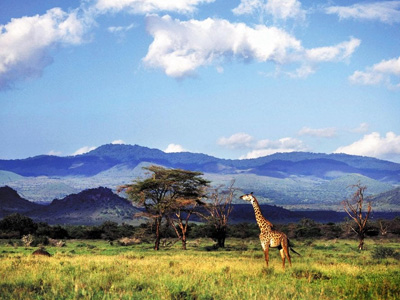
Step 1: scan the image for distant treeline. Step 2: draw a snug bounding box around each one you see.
[1,213,400,247]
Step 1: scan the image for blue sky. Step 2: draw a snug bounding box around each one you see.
[1,0,399,162]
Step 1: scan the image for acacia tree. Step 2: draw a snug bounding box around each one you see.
[342,184,372,250]
[200,181,236,248]
[118,165,209,250]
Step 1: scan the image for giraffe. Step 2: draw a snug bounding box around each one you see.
[240,192,300,269]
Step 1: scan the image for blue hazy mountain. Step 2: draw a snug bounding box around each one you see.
[1,143,399,181]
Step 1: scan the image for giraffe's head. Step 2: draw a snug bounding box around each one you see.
[240,192,256,203]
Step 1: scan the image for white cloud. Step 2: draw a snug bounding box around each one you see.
[288,37,361,78]
[0,8,88,90]
[143,15,360,78]
[325,1,400,24]
[108,23,136,33]
[107,23,136,42]
[334,132,400,162]
[351,123,369,134]
[48,150,62,156]
[241,137,307,159]
[349,70,384,86]
[217,133,254,149]
[218,132,307,159]
[95,0,215,14]
[298,127,337,138]
[241,148,293,159]
[232,0,306,22]
[72,146,97,156]
[111,140,125,144]
[286,37,361,78]
[143,15,302,78]
[164,143,187,153]
[257,136,306,149]
[304,37,361,63]
[286,64,314,78]
[349,56,400,88]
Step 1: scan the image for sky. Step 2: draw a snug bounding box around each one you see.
[0,0,399,163]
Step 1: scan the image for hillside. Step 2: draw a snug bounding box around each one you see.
[0,170,24,184]
[26,187,142,225]
[0,144,400,210]
[0,186,41,217]
[367,187,400,211]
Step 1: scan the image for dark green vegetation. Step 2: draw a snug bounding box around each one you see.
[1,144,400,210]
[0,237,399,300]
[2,213,400,244]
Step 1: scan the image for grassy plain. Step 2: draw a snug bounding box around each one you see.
[0,238,399,300]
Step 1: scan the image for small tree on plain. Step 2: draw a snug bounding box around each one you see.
[200,181,236,248]
[166,195,206,250]
[342,184,371,250]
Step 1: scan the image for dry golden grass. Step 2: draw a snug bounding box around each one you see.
[0,238,399,299]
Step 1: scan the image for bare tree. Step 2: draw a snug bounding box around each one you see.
[200,181,236,248]
[379,220,389,237]
[166,196,205,250]
[342,184,372,250]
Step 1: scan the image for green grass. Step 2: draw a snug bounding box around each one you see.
[0,238,399,299]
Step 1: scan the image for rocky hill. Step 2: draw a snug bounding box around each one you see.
[28,187,143,225]
[0,186,41,217]
[0,186,142,225]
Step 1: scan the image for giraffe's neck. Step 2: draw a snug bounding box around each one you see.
[251,198,272,232]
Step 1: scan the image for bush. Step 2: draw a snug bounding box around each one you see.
[36,223,69,239]
[32,235,49,247]
[0,214,37,238]
[321,223,343,239]
[228,223,259,239]
[372,246,399,260]
[294,219,322,239]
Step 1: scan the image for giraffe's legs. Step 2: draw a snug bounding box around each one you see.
[281,239,292,268]
[262,244,270,267]
[279,248,286,269]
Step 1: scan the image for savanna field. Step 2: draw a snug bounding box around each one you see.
[1,238,399,300]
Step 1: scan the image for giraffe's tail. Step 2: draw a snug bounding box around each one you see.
[288,239,301,256]
[290,247,301,256]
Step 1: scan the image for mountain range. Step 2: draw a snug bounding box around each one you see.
[1,144,400,211]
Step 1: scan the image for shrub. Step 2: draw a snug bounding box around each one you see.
[21,234,34,247]
[372,246,399,260]
[0,214,37,238]
[32,235,49,247]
